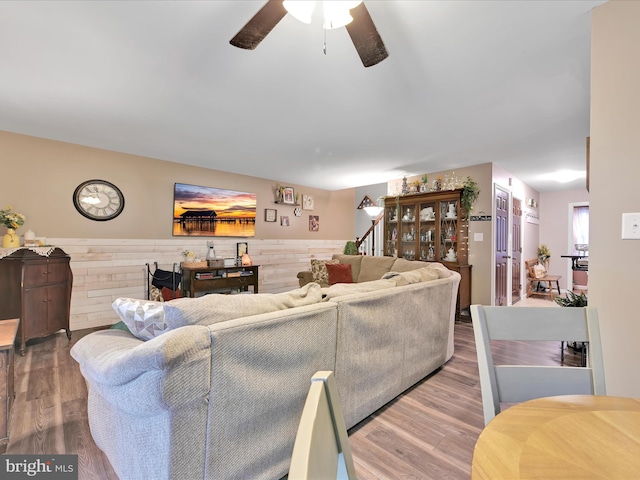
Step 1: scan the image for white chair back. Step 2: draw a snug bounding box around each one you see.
[471,305,606,425]
[289,371,357,480]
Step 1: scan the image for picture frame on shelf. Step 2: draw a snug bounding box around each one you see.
[302,194,314,210]
[236,242,248,257]
[265,208,277,222]
[282,187,295,205]
[309,215,319,231]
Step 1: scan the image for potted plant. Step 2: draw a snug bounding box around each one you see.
[554,290,587,307]
[555,290,588,357]
[420,174,429,192]
[461,176,480,215]
[343,240,358,255]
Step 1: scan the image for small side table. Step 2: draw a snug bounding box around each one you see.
[0,318,19,453]
[181,265,259,297]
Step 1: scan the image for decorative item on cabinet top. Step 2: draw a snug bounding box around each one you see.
[1,206,25,248]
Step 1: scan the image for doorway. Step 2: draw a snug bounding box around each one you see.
[495,186,509,306]
[567,202,589,294]
[511,198,522,304]
[494,185,522,306]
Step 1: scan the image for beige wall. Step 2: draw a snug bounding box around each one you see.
[591,0,640,397]
[0,130,355,241]
[0,130,355,330]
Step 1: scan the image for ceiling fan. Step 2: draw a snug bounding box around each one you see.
[229,0,388,68]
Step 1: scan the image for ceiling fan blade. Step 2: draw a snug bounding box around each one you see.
[230,0,287,50]
[345,2,388,67]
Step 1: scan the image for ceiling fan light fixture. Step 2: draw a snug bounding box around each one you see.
[322,1,360,29]
[283,0,363,29]
[283,0,316,24]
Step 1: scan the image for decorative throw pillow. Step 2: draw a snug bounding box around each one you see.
[310,259,339,284]
[326,263,353,285]
[149,285,164,302]
[534,264,546,278]
[161,286,182,301]
[112,297,168,341]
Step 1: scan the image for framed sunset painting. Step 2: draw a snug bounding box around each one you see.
[172,183,256,237]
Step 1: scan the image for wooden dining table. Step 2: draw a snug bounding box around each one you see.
[471,395,640,479]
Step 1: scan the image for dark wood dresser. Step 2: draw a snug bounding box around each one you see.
[0,247,72,355]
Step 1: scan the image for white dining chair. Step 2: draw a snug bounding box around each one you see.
[470,305,606,425]
[289,371,357,480]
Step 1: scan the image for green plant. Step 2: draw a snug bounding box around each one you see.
[343,240,358,255]
[421,174,428,184]
[554,290,588,307]
[461,176,479,214]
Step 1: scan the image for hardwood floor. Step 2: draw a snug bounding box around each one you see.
[5,312,581,480]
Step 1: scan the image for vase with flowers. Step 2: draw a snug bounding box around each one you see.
[1,205,25,248]
[538,243,551,271]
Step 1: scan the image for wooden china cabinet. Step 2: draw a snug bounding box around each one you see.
[383,189,472,319]
[0,247,72,355]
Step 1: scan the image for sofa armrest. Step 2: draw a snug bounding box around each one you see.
[297,270,314,287]
[71,326,211,414]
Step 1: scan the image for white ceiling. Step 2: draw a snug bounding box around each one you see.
[0,0,606,192]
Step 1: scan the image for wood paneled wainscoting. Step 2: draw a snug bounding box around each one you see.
[47,238,345,331]
[6,318,582,479]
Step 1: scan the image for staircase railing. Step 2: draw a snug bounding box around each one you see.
[355,213,384,256]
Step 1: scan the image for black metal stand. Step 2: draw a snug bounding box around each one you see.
[146,262,180,299]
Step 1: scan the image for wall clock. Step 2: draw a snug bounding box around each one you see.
[73,179,125,221]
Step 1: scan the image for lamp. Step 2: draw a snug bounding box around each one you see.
[283,1,363,29]
[358,195,383,256]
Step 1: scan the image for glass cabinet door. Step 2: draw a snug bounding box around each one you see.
[399,204,416,259]
[418,200,437,261]
[439,199,459,262]
[384,203,399,257]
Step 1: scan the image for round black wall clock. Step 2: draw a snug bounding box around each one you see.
[73,179,125,221]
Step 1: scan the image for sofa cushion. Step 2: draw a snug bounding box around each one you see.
[113,283,323,341]
[357,256,397,282]
[310,259,339,284]
[320,279,396,301]
[326,263,353,285]
[331,254,363,282]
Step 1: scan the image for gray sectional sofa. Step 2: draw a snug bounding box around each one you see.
[71,258,460,480]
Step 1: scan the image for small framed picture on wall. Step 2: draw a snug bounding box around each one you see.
[303,194,314,210]
[265,208,277,222]
[281,216,290,226]
[309,215,319,231]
